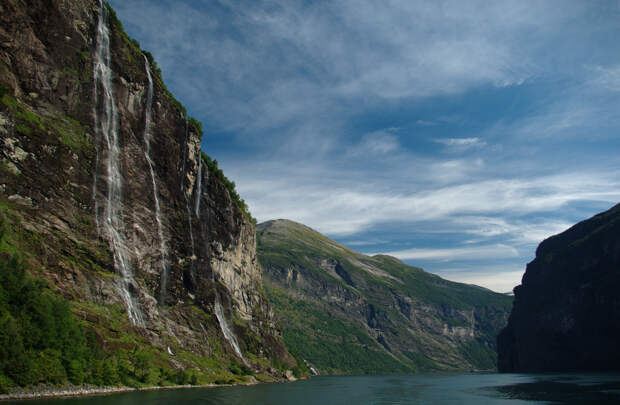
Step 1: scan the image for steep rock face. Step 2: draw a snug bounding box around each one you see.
[258,219,513,374]
[0,0,293,381]
[498,203,620,372]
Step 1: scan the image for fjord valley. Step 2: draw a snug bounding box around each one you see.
[2,0,620,402]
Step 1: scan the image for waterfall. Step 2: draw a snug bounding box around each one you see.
[142,55,169,304]
[181,118,197,281]
[93,0,144,327]
[194,156,202,217]
[214,293,248,365]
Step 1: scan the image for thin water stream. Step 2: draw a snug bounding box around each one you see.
[93,0,144,327]
[142,55,169,304]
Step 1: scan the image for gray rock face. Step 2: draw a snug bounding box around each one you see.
[0,0,293,377]
[498,203,620,372]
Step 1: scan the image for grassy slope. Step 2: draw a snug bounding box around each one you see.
[258,219,513,374]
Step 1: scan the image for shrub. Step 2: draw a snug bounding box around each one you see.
[201,152,256,225]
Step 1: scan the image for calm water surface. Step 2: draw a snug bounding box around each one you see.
[8,373,620,405]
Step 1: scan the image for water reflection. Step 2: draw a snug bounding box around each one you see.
[486,374,620,404]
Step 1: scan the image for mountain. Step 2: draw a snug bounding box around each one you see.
[0,0,297,391]
[498,203,620,372]
[257,219,513,374]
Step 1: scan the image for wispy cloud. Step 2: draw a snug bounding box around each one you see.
[435,137,487,152]
[378,244,519,261]
[235,166,620,237]
[588,65,620,91]
[109,0,590,138]
[453,216,573,245]
[438,268,525,293]
[348,130,401,156]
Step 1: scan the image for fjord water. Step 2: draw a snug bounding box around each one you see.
[10,373,620,405]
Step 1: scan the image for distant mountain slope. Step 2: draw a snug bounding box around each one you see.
[257,219,513,374]
[498,203,620,372]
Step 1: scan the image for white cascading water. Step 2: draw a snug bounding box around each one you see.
[142,55,169,303]
[93,0,144,327]
[194,156,202,217]
[214,293,248,365]
[181,118,197,279]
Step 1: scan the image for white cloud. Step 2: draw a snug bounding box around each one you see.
[416,120,436,127]
[378,244,520,261]
[453,216,573,245]
[234,161,620,237]
[348,131,401,156]
[436,138,484,147]
[434,137,487,153]
[343,239,390,247]
[437,269,525,293]
[590,65,620,92]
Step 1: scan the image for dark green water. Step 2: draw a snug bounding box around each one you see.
[7,373,620,404]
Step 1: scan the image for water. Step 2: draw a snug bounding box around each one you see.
[214,293,247,365]
[142,55,169,304]
[92,0,144,327]
[181,117,197,285]
[194,157,202,217]
[9,373,620,404]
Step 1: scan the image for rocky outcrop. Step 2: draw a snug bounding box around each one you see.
[258,219,513,374]
[0,0,294,382]
[498,203,620,372]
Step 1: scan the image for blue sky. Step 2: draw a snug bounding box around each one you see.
[108,0,620,292]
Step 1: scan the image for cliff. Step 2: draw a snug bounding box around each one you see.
[0,0,295,389]
[257,219,513,374]
[498,203,620,372]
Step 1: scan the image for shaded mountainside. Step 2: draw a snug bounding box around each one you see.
[257,219,513,374]
[0,0,296,391]
[498,203,620,372]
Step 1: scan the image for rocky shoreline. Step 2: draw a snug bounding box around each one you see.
[0,374,304,402]
[0,382,234,402]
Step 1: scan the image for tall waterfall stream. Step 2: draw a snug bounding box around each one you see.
[93,0,144,327]
[142,55,169,304]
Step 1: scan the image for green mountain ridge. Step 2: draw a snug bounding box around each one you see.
[258,219,513,374]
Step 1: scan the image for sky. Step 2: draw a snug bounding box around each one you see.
[108,0,620,293]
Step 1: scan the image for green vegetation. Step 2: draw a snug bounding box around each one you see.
[459,339,497,371]
[50,114,91,155]
[2,93,44,136]
[201,152,256,225]
[0,220,102,392]
[1,93,91,155]
[0,213,175,392]
[258,219,514,374]
[267,286,414,374]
